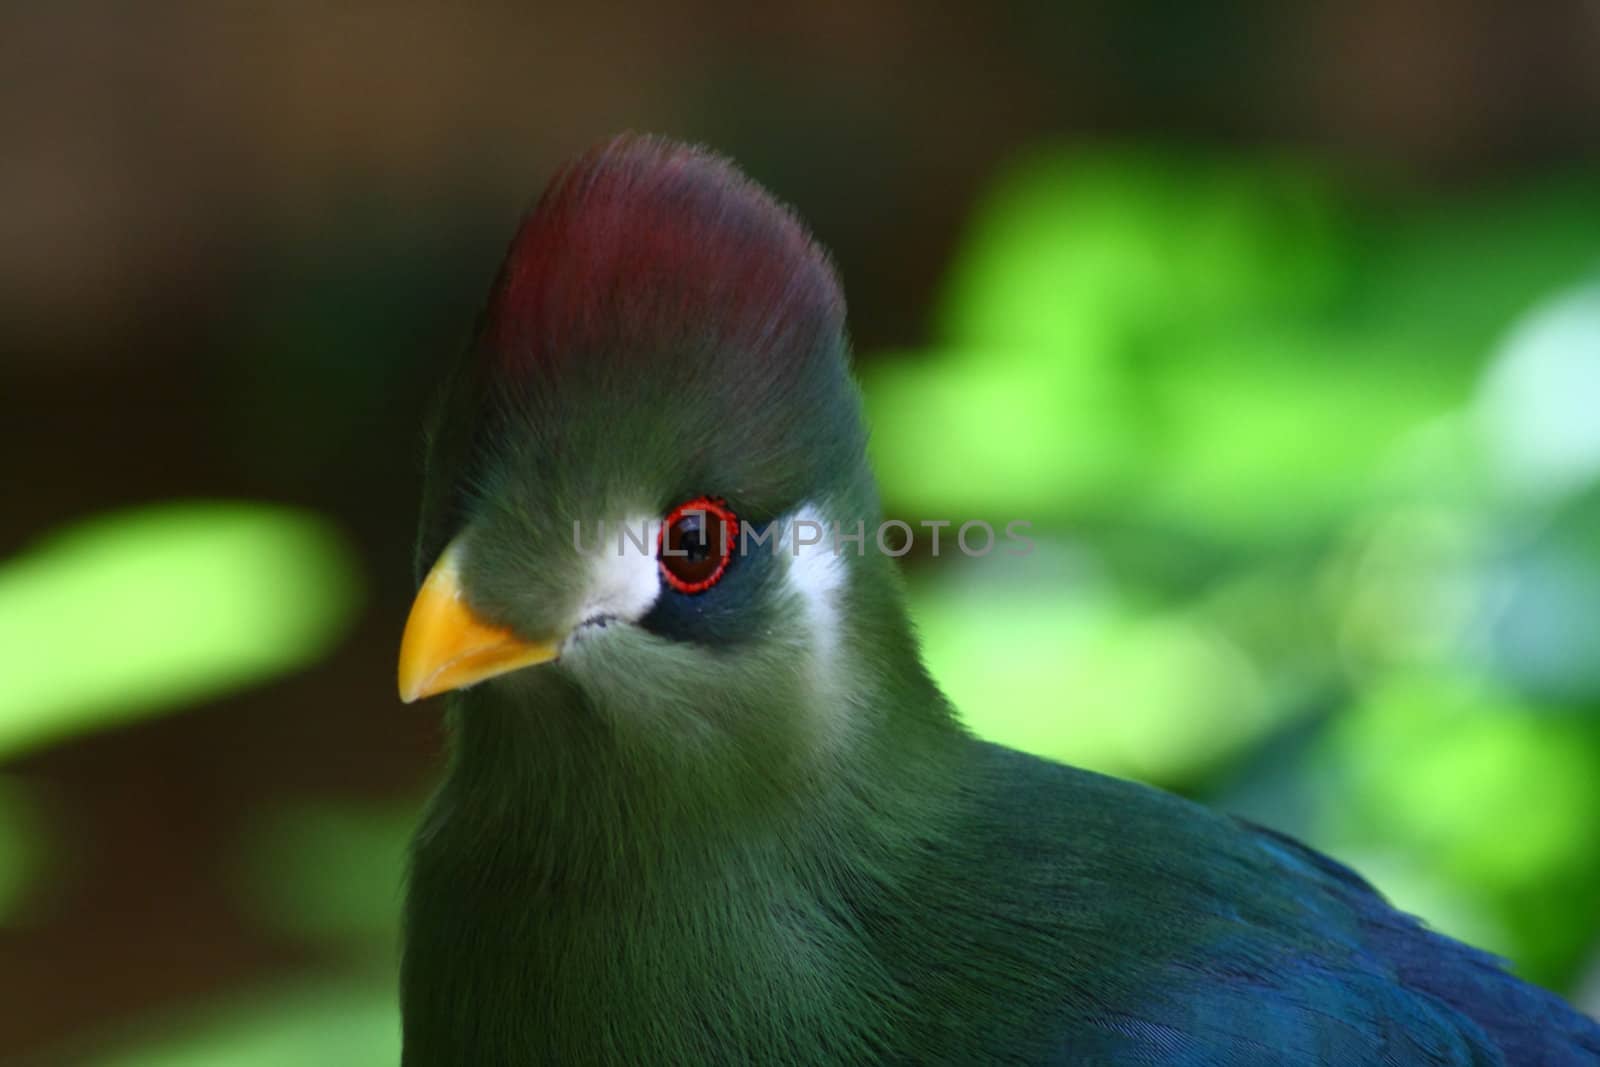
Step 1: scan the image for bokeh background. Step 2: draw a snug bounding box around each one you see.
[3,3,1600,1062]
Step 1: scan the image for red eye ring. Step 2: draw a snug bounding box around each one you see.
[657,496,738,595]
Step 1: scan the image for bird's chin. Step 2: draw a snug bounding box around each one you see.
[553,613,637,678]
[564,612,621,651]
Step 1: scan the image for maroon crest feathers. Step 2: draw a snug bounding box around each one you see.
[482,135,845,379]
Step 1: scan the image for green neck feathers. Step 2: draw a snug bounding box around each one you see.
[402,554,964,1065]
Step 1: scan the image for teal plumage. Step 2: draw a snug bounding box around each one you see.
[399,135,1600,1065]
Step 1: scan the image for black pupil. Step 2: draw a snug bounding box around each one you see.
[678,515,710,560]
[664,509,726,587]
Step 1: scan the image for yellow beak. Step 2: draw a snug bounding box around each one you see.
[397,544,561,703]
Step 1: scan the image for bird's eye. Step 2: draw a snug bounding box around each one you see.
[658,497,737,595]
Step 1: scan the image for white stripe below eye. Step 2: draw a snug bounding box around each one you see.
[780,503,846,675]
[577,515,661,626]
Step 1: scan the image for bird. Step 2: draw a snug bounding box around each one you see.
[395,134,1600,1066]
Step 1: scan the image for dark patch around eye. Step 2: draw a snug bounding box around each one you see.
[641,512,782,647]
[658,497,737,594]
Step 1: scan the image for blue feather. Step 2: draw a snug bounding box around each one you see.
[939,743,1600,1065]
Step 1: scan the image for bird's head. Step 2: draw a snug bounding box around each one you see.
[398,137,926,784]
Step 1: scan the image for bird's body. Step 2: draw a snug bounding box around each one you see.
[397,135,1600,1065]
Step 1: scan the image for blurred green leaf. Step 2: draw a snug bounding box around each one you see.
[1146,328,1470,535]
[0,503,362,757]
[1313,673,1600,984]
[1351,175,1600,356]
[1320,501,1486,676]
[866,149,1355,524]
[910,552,1276,786]
[0,777,48,925]
[94,980,398,1067]
[865,345,1134,520]
[938,148,1348,349]
[234,801,413,948]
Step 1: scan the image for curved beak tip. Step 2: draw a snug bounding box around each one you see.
[397,545,562,703]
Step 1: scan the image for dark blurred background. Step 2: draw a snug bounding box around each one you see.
[3,4,1599,1063]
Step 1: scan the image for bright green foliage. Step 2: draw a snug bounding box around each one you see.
[868,150,1357,524]
[938,150,1347,349]
[94,980,399,1067]
[1312,674,1600,985]
[915,561,1273,786]
[0,503,362,757]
